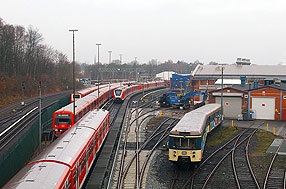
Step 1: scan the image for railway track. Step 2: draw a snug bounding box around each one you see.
[263,134,286,189]
[107,89,168,188]
[181,122,266,189]
[0,91,70,151]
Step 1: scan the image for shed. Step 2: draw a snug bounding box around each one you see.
[247,83,286,120]
[209,85,248,119]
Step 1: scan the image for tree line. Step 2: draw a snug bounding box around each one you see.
[0,18,79,106]
[0,17,203,106]
[80,59,201,82]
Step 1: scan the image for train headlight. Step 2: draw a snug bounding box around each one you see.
[192,155,195,158]
[55,129,58,131]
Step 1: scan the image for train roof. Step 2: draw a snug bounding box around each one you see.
[170,104,221,136]
[76,85,103,94]
[57,84,120,114]
[4,109,109,188]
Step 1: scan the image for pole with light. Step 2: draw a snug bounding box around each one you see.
[69,29,78,125]
[134,57,137,81]
[220,65,224,138]
[39,81,42,151]
[108,50,112,64]
[96,43,101,110]
[120,54,124,81]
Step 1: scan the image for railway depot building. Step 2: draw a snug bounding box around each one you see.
[208,83,286,121]
[247,83,286,120]
[192,64,286,91]
[208,85,248,119]
[194,62,286,120]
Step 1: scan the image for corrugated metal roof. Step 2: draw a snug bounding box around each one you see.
[215,79,241,85]
[194,65,286,77]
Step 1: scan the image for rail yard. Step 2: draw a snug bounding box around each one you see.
[2,0,286,188]
[1,77,286,189]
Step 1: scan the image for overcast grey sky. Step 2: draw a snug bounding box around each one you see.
[1,0,286,65]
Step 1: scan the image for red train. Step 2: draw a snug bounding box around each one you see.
[53,83,120,135]
[70,83,118,102]
[113,81,165,102]
[4,109,110,189]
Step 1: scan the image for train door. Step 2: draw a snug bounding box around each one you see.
[99,126,103,145]
[79,151,87,185]
[95,132,98,153]
[63,172,72,189]
[71,164,79,189]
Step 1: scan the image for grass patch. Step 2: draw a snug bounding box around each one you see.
[206,126,239,147]
[249,130,285,183]
[250,129,281,156]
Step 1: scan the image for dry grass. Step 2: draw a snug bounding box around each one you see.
[206,126,239,147]
[0,95,21,106]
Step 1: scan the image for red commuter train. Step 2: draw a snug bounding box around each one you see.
[4,109,110,189]
[70,83,119,102]
[53,84,120,135]
[113,81,165,102]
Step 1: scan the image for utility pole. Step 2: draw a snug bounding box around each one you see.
[119,54,122,64]
[21,81,25,106]
[69,29,78,125]
[39,81,42,151]
[108,50,112,64]
[220,66,224,138]
[96,43,101,110]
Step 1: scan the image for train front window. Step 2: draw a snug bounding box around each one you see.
[74,94,80,99]
[173,137,196,149]
[55,114,71,124]
[115,90,122,96]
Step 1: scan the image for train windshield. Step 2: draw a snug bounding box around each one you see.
[172,137,197,149]
[114,89,122,96]
[73,94,81,99]
[55,114,71,124]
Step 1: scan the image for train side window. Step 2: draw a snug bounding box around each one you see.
[68,178,71,189]
[73,170,76,186]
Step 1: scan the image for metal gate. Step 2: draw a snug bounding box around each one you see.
[252,97,275,120]
[215,97,242,119]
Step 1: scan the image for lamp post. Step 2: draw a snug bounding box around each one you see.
[39,81,42,151]
[96,43,101,110]
[119,54,122,64]
[108,50,112,64]
[69,29,78,125]
[220,66,224,138]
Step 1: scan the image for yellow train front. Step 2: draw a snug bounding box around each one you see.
[169,103,222,163]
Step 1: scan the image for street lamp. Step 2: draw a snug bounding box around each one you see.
[39,81,42,151]
[219,65,224,138]
[119,54,122,64]
[96,43,101,110]
[108,50,112,64]
[69,29,78,125]
[118,68,121,85]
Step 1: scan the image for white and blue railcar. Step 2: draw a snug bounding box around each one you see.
[169,104,222,163]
